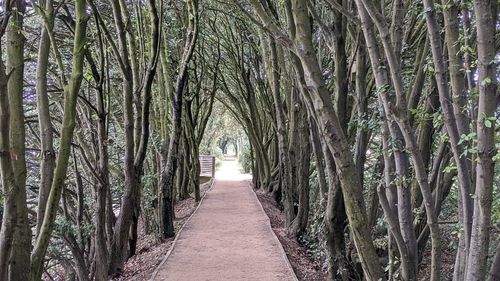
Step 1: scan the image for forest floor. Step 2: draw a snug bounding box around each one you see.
[255,191,327,281]
[152,159,297,280]
[115,159,324,281]
[114,177,213,281]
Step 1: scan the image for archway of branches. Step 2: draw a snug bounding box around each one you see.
[0,0,498,280]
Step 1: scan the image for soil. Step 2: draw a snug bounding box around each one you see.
[255,189,327,281]
[116,160,324,281]
[152,160,296,280]
[114,181,213,281]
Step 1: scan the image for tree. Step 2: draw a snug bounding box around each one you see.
[0,0,498,280]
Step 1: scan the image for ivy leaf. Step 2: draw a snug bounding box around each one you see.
[484,119,492,128]
[480,77,492,86]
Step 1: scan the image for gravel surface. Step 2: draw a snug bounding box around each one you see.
[114,181,213,281]
[255,190,327,281]
[153,160,297,281]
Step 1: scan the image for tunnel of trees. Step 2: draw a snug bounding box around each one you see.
[0,0,498,280]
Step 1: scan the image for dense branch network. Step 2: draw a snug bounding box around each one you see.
[0,0,498,280]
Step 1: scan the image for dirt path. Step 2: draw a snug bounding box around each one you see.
[152,160,297,281]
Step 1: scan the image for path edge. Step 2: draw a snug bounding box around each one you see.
[149,178,216,281]
[248,180,300,281]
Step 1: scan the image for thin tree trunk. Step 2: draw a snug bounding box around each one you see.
[309,118,327,205]
[466,1,497,280]
[356,1,441,279]
[378,184,413,281]
[128,0,160,257]
[323,144,350,281]
[159,0,199,239]
[107,0,136,272]
[290,106,311,236]
[289,1,385,278]
[159,80,184,238]
[487,243,500,281]
[30,0,88,278]
[266,37,294,226]
[5,0,31,278]
[184,100,201,201]
[35,0,55,237]
[95,74,110,281]
[0,31,18,280]
[422,2,474,276]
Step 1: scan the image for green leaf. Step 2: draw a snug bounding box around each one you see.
[485,119,492,128]
[480,77,492,86]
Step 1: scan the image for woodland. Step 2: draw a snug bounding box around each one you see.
[0,0,498,280]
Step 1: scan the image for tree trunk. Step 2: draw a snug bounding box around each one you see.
[92,18,110,281]
[309,119,328,206]
[5,1,32,278]
[107,0,137,273]
[30,0,88,278]
[0,35,18,281]
[159,83,184,238]
[35,0,55,237]
[266,37,294,226]
[487,243,500,281]
[159,0,198,239]
[290,105,311,236]
[422,2,474,276]
[290,1,385,278]
[466,1,497,280]
[323,144,351,281]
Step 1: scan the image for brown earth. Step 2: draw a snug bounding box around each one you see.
[114,180,213,281]
[255,190,327,281]
[117,160,323,281]
[152,160,297,281]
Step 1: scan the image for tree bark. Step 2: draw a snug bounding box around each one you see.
[466,1,497,280]
[5,1,31,278]
[422,2,473,274]
[35,0,55,238]
[266,37,294,226]
[290,105,311,236]
[106,0,136,272]
[356,1,441,279]
[30,0,88,278]
[159,0,199,239]
[289,1,385,278]
[487,243,500,281]
[0,28,18,281]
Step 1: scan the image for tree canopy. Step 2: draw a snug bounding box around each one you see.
[0,0,498,280]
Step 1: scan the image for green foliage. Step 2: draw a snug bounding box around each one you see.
[299,209,326,262]
[142,173,159,234]
[237,140,253,173]
[199,101,251,170]
[492,163,500,225]
[54,215,93,242]
[142,174,158,210]
[479,112,497,129]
